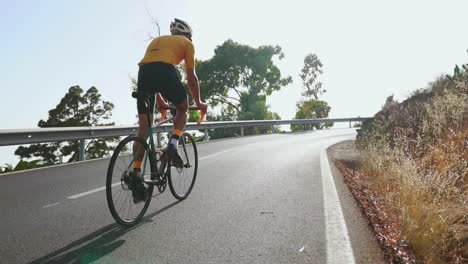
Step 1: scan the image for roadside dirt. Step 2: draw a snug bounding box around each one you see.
[329,140,420,264]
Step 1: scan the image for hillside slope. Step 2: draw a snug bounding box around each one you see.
[356,60,467,263]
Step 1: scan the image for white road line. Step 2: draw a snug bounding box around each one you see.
[67,149,233,199]
[42,202,60,208]
[199,148,233,160]
[67,183,120,199]
[321,147,356,264]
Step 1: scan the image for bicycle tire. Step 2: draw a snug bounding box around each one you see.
[168,132,198,200]
[106,135,156,226]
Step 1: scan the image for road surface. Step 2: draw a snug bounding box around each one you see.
[0,129,384,264]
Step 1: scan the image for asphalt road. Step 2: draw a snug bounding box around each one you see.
[0,129,382,264]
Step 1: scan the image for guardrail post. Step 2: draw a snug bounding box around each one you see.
[241,127,244,137]
[271,125,275,133]
[349,121,352,128]
[156,132,161,148]
[204,129,209,142]
[79,139,86,161]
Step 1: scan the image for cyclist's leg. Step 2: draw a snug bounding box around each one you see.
[133,113,153,167]
[156,65,188,166]
[154,64,188,146]
[170,99,188,146]
[164,99,187,168]
[128,95,155,203]
[133,64,157,172]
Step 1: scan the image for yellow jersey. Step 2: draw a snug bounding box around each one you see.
[138,35,195,68]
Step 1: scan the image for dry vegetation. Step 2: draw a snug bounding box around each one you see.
[356,61,467,263]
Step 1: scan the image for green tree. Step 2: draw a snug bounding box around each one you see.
[292,53,332,131]
[197,40,292,129]
[14,86,117,167]
[13,160,42,171]
[300,53,324,100]
[291,100,333,131]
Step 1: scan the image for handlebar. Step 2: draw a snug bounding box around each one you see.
[158,106,207,125]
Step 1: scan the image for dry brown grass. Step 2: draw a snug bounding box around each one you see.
[335,159,418,263]
[357,63,468,263]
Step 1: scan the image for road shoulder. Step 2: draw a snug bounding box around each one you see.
[327,140,387,264]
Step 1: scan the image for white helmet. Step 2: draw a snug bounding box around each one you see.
[170,18,193,37]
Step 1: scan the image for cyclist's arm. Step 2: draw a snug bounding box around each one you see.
[186,68,202,106]
[156,92,169,110]
[184,40,207,112]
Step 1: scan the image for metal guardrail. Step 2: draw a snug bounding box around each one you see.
[0,117,370,160]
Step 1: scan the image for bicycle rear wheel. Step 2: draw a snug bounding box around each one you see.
[106,136,156,226]
[168,132,198,200]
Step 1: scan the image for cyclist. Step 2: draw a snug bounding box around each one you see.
[132,18,207,202]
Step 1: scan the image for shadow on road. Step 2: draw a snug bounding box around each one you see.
[30,201,181,264]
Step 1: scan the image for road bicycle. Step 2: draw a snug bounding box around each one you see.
[106,91,205,226]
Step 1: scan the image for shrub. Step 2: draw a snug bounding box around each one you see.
[357,61,468,263]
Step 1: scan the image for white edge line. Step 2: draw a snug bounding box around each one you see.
[67,182,120,199]
[199,148,233,160]
[42,202,60,208]
[321,146,356,264]
[67,149,233,200]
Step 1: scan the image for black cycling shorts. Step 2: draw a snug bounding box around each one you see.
[136,62,187,114]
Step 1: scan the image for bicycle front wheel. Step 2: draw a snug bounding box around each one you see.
[106,136,156,226]
[168,132,198,200]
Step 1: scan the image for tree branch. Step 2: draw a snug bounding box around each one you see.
[231,87,243,98]
[213,94,241,112]
[213,92,241,104]
[224,95,241,103]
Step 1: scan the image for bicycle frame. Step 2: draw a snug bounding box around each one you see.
[127,115,174,177]
[127,91,205,178]
[106,91,204,226]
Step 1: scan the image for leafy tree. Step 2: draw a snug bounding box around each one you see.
[14,160,42,171]
[291,100,333,131]
[197,39,292,128]
[292,53,332,131]
[14,86,117,167]
[300,53,324,100]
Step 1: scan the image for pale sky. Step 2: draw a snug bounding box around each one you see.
[1,0,467,164]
